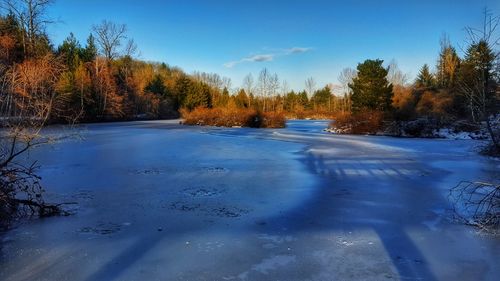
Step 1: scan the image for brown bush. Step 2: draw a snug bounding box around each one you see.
[392,85,416,121]
[330,110,384,134]
[416,90,453,121]
[285,109,336,120]
[262,111,286,128]
[181,107,285,128]
[0,35,16,62]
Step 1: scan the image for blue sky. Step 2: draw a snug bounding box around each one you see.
[47,0,500,91]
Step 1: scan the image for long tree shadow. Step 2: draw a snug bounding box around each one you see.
[0,125,473,280]
[260,146,443,280]
[84,232,166,281]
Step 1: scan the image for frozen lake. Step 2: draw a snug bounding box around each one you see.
[0,120,499,281]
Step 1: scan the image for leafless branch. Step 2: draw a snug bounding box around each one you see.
[449,181,500,234]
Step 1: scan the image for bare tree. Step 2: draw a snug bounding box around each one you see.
[270,73,279,111]
[242,73,254,94]
[124,39,138,58]
[258,68,271,111]
[338,67,356,94]
[221,76,232,91]
[1,54,71,227]
[305,77,316,97]
[387,59,409,86]
[192,72,231,91]
[193,72,219,89]
[1,0,54,57]
[464,8,500,47]
[281,80,290,96]
[92,20,127,60]
[337,68,357,112]
[256,70,280,111]
[90,57,121,117]
[242,73,254,107]
[305,77,316,109]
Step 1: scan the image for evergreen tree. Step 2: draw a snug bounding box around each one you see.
[145,74,167,97]
[0,13,21,35]
[311,86,332,109]
[459,40,497,120]
[184,81,212,110]
[349,59,393,112]
[216,87,230,107]
[80,34,97,62]
[297,91,309,108]
[234,89,249,108]
[174,75,191,109]
[58,33,82,71]
[464,40,495,89]
[284,91,297,111]
[415,64,435,88]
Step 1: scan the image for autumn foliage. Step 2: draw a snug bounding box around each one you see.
[181,107,285,128]
[330,110,384,134]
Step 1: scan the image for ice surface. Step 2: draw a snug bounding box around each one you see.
[0,120,498,281]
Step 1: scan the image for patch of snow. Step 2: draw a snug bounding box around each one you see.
[433,128,488,140]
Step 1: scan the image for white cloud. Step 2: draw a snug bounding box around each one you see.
[285,47,313,54]
[224,47,312,68]
[224,54,274,68]
[247,54,274,62]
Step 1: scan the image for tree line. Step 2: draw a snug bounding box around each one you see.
[0,0,355,124]
[329,10,499,154]
[0,1,237,122]
[0,1,497,133]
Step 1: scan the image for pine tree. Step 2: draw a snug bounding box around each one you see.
[216,87,230,107]
[458,40,496,121]
[58,33,82,72]
[311,86,332,110]
[234,89,249,108]
[174,75,191,109]
[297,91,309,108]
[415,64,435,88]
[145,74,167,97]
[349,59,393,112]
[184,81,211,110]
[80,34,97,62]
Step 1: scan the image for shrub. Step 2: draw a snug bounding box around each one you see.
[416,90,453,121]
[181,107,285,128]
[330,110,384,134]
[392,85,417,121]
[402,118,439,137]
[262,112,286,128]
[285,109,336,120]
